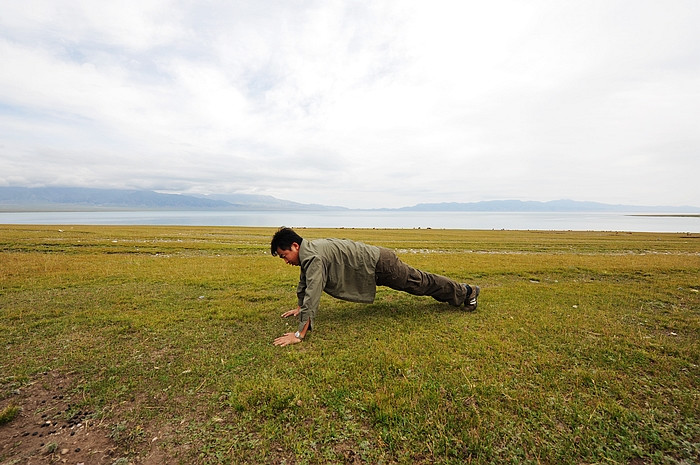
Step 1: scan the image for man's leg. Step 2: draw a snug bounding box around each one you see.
[375,247,468,307]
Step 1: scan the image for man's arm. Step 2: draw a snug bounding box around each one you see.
[295,256,324,332]
[274,257,325,346]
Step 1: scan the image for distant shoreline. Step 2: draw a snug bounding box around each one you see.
[629,214,700,218]
[2,210,699,233]
[3,207,700,216]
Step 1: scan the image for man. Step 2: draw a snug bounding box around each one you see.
[270,227,480,346]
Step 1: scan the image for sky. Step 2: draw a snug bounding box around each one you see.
[1,0,699,209]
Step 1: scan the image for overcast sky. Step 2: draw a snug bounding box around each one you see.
[1,1,698,208]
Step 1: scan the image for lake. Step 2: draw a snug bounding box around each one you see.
[0,210,698,232]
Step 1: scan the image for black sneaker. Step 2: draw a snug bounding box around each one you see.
[463,285,480,311]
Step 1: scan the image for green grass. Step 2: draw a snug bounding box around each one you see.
[1,225,698,464]
[0,404,20,425]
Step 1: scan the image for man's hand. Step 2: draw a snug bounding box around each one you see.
[275,308,307,346]
[281,306,301,318]
[273,332,301,347]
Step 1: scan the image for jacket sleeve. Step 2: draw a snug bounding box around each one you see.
[297,255,326,332]
[296,271,306,308]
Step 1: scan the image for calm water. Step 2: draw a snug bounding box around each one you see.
[0,210,698,232]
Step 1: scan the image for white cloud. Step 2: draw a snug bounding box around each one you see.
[1,0,699,208]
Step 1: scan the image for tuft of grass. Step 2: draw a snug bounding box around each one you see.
[0,404,20,425]
[42,442,58,454]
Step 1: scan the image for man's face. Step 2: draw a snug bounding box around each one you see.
[276,242,300,266]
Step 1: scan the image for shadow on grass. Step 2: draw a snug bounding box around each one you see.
[312,291,476,336]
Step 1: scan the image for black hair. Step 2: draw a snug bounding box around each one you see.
[270,227,303,256]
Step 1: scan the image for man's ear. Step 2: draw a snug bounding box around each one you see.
[291,242,300,251]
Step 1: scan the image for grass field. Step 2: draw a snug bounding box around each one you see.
[1,225,698,464]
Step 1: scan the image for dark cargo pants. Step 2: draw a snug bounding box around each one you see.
[374,247,467,306]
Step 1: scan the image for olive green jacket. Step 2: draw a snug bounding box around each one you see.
[296,238,381,332]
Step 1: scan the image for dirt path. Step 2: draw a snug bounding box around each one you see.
[1,371,122,465]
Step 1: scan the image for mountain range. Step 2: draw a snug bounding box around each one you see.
[0,187,344,211]
[1,186,698,213]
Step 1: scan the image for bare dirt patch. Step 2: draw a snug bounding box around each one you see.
[0,371,122,465]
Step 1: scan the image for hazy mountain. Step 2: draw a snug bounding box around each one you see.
[193,193,348,211]
[396,199,700,213]
[0,187,231,210]
[0,187,346,211]
[1,187,697,212]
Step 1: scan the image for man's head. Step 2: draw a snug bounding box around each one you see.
[270,227,304,266]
